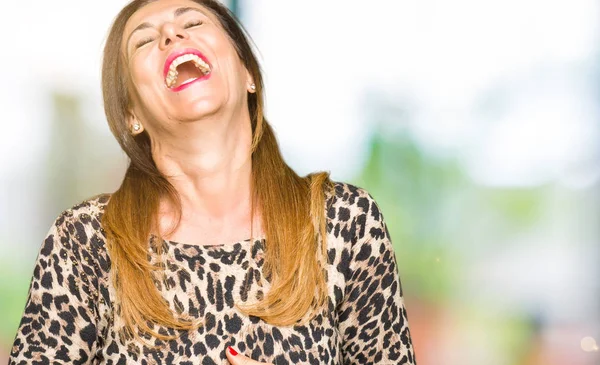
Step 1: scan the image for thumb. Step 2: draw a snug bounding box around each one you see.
[225,346,262,365]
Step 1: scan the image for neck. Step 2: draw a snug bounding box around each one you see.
[151,110,254,221]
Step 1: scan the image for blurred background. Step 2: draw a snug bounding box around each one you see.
[1,0,598,364]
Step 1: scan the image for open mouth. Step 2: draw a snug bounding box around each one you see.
[164,52,212,89]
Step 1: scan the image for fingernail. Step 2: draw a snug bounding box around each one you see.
[228,346,238,356]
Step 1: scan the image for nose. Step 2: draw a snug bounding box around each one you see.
[159,22,189,49]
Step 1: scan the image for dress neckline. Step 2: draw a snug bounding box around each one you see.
[150,234,266,252]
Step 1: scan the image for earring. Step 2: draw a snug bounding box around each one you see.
[250,83,256,91]
[133,123,141,132]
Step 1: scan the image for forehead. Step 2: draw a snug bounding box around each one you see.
[124,0,214,35]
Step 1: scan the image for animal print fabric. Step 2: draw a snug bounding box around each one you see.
[9,182,416,364]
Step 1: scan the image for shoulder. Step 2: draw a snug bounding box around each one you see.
[325,182,397,293]
[54,193,111,227]
[325,181,387,245]
[43,194,112,266]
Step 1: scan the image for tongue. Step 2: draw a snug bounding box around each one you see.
[173,61,204,88]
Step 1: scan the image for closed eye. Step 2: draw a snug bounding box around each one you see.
[184,20,203,29]
[135,37,154,49]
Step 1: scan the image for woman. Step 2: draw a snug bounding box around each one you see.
[9,0,416,364]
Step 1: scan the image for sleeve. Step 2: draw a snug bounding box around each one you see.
[337,191,416,365]
[8,214,100,364]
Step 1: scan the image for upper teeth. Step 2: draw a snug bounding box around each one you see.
[165,54,211,88]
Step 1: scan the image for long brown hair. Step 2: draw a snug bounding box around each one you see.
[101,0,333,341]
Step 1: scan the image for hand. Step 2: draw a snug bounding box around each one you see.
[225,346,274,365]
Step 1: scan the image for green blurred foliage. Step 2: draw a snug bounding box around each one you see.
[0,265,30,343]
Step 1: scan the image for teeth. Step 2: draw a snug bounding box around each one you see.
[165,53,212,88]
[193,58,210,74]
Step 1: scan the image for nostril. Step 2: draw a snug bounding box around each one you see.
[165,39,171,46]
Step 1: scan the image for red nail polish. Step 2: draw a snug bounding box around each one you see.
[228,346,238,356]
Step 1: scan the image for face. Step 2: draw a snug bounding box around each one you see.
[122,0,254,132]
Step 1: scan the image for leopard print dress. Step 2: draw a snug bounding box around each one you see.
[9,182,416,364]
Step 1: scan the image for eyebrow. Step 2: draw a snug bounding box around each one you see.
[126,7,206,48]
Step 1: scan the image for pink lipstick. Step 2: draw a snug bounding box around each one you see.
[163,48,212,80]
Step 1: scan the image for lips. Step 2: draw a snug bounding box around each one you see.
[163,48,212,80]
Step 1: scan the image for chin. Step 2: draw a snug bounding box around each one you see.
[177,97,224,121]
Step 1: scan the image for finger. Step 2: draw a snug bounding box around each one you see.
[225,346,252,365]
[225,346,272,365]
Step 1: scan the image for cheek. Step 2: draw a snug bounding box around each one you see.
[218,51,247,88]
[127,61,166,118]
[129,52,160,88]
[205,33,244,77]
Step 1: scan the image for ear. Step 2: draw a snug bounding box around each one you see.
[247,80,256,93]
[245,69,256,94]
[127,111,145,135]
